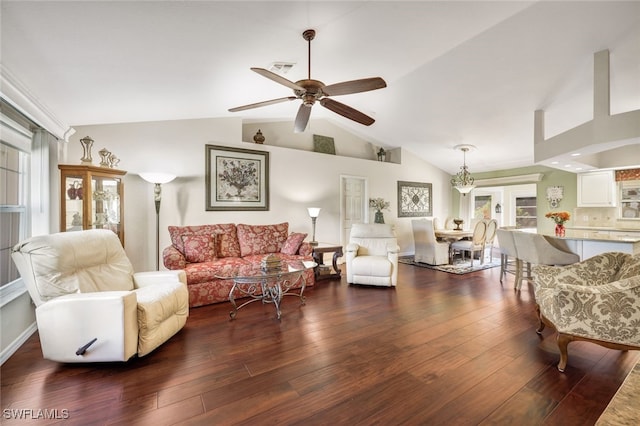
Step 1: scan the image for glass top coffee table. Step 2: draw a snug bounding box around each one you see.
[216,259,317,320]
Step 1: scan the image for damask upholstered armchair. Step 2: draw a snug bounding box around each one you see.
[533,252,640,372]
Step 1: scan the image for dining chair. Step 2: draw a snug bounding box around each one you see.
[483,219,498,263]
[496,228,519,285]
[444,217,456,230]
[450,220,487,267]
[412,218,450,265]
[511,231,580,290]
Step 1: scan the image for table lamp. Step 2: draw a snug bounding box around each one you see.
[307,207,321,246]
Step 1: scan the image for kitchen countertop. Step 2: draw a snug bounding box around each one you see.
[566,226,640,232]
[552,231,640,243]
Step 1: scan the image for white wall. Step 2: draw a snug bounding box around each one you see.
[68,117,452,270]
[241,119,381,161]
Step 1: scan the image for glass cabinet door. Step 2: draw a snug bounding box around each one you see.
[63,174,85,231]
[59,164,126,245]
[92,176,122,234]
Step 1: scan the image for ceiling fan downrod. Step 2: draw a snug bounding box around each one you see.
[302,29,315,81]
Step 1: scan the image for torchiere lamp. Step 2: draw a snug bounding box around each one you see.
[140,172,176,270]
[307,207,321,246]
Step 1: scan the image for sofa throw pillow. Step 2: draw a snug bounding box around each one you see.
[237,222,289,257]
[281,232,308,255]
[168,224,241,258]
[181,234,217,263]
[214,231,243,258]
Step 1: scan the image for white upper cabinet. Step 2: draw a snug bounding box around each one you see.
[577,170,617,207]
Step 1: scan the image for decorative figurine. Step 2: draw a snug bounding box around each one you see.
[99,148,111,167]
[109,153,120,168]
[80,136,94,164]
[253,129,265,144]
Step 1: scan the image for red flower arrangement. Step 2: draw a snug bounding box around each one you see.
[545,211,571,225]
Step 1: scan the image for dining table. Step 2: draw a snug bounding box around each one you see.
[434,229,474,242]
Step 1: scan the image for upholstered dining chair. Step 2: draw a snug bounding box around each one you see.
[511,231,580,290]
[412,218,450,265]
[11,229,189,363]
[444,217,456,230]
[496,228,519,285]
[483,219,498,263]
[345,223,399,287]
[450,220,487,267]
[533,252,640,372]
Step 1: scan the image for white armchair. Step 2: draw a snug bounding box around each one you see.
[11,229,189,363]
[346,224,400,287]
[412,218,449,265]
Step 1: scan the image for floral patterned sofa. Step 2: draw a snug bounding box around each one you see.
[163,222,314,307]
[533,252,640,372]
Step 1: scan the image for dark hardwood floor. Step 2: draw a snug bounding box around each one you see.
[2,260,638,425]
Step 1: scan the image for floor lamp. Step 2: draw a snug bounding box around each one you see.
[140,172,176,270]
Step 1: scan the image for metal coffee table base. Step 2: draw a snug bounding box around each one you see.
[228,274,307,320]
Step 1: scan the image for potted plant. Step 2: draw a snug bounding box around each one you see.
[545,211,570,237]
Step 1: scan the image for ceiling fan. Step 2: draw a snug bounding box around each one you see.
[228,29,387,133]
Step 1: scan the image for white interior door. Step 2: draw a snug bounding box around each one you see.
[341,175,367,249]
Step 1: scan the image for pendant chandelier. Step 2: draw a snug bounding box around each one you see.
[451,144,476,196]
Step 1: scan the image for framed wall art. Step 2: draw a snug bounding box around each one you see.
[313,134,336,155]
[205,144,269,211]
[397,181,432,217]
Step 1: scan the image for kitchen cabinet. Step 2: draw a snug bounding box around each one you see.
[59,164,126,245]
[577,170,616,207]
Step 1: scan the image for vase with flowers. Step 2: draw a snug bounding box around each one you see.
[545,211,570,237]
[369,197,390,224]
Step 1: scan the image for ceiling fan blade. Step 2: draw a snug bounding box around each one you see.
[294,104,312,133]
[322,77,387,96]
[228,96,296,112]
[251,67,306,91]
[320,98,375,126]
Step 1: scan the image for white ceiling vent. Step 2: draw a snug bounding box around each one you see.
[268,62,296,74]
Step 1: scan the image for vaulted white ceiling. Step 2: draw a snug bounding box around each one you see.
[1,1,639,174]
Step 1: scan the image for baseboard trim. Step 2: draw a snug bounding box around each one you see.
[1,322,37,365]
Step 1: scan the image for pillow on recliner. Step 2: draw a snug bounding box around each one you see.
[281,232,307,255]
[181,234,217,263]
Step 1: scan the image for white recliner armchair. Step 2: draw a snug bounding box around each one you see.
[11,229,189,363]
[345,223,400,287]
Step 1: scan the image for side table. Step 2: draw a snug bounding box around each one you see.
[312,243,343,281]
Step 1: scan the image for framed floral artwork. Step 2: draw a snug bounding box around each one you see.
[397,181,432,217]
[205,144,269,211]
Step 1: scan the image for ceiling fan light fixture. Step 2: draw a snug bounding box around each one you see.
[451,144,476,196]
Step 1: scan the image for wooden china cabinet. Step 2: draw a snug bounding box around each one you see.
[59,164,127,246]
